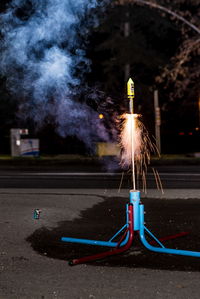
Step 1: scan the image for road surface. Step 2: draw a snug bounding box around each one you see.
[0,165,199,188]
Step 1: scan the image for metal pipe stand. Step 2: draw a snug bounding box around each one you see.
[61,190,200,266]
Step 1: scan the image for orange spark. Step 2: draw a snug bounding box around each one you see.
[119,113,159,190]
[120,113,141,169]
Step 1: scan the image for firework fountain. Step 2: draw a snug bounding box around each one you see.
[61,79,200,266]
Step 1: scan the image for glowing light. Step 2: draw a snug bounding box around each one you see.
[16,140,21,146]
[99,114,104,119]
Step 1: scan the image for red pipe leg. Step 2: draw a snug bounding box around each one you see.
[69,204,134,266]
[149,232,189,245]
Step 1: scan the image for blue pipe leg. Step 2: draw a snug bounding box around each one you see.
[61,227,130,248]
[61,204,130,248]
[144,226,165,248]
[61,237,120,247]
[109,203,129,242]
[109,224,128,242]
[139,205,200,257]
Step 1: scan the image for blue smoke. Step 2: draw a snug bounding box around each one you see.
[0,0,109,148]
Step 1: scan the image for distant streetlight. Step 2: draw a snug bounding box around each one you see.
[99,113,104,119]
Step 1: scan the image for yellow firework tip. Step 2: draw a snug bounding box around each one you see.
[127,78,134,99]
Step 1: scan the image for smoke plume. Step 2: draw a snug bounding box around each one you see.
[0,0,109,149]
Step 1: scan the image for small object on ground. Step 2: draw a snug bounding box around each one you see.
[34,209,41,219]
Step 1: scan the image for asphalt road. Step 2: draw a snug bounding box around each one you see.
[0,165,199,189]
[1,189,200,299]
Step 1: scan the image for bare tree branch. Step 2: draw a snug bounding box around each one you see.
[114,0,200,99]
[116,0,200,34]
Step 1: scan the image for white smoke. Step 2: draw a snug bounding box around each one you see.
[0,0,109,148]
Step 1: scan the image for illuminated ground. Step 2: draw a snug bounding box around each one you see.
[1,189,200,298]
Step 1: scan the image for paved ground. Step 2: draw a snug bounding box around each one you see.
[1,188,200,299]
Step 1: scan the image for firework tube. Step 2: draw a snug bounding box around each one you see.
[127,78,134,114]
